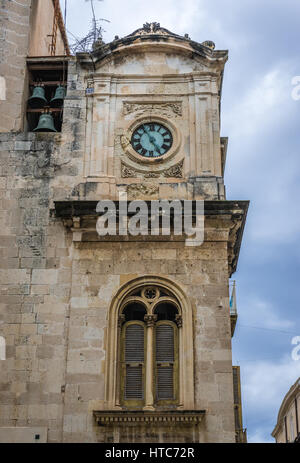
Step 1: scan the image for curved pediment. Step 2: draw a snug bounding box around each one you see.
[77,22,228,76]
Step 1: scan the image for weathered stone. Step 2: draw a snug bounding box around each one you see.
[0,11,249,444]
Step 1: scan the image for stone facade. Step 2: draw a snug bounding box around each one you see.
[0,8,249,443]
[272,378,300,443]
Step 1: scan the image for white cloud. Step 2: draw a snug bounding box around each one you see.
[243,156,300,244]
[223,63,300,245]
[63,0,247,50]
[240,297,295,331]
[223,66,294,137]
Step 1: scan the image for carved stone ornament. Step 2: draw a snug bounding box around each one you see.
[144,314,158,327]
[127,183,159,199]
[163,159,184,178]
[94,410,206,426]
[144,172,160,178]
[123,102,182,118]
[121,162,137,178]
[202,40,216,50]
[126,22,181,38]
[143,22,161,33]
[120,135,131,151]
[175,314,183,328]
[143,287,159,300]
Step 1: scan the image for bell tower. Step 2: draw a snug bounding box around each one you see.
[55,22,248,442]
[76,22,228,203]
[0,13,248,443]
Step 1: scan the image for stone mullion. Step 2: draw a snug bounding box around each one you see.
[176,315,184,408]
[143,314,157,411]
[116,315,125,407]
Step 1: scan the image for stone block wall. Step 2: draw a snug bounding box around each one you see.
[61,239,234,443]
[0,126,235,441]
[0,132,68,442]
[0,55,89,440]
[0,0,32,131]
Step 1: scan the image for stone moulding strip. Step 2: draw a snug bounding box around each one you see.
[93,410,206,426]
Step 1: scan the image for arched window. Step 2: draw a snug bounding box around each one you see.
[105,276,194,411]
[118,287,181,409]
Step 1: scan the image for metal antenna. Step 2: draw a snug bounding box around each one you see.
[69,0,109,54]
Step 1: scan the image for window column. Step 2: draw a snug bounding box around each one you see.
[143,314,157,411]
[175,314,183,407]
[116,314,125,407]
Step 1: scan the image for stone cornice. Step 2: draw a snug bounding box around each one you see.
[78,39,227,69]
[54,199,249,276]
[93,410,205,426]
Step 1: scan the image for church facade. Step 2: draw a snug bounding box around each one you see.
[0,0,248,443]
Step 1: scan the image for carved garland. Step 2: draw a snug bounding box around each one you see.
[127,183,159,199]
[163,159,184,178]
[123,102,182,117]
[121,160,184,179]
[121,163,137,178]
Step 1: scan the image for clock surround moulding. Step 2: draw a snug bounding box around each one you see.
[121,115,182,166]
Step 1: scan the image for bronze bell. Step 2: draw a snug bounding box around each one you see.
[28,86,48,109]
[33,113,57,132]
[50,85,66,107]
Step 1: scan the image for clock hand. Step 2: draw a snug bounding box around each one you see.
[141,126,161,153]
[149,135,160,152]
[142,125,151,141]
[142,126,159,151]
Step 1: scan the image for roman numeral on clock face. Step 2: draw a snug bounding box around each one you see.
[130,122,173,158]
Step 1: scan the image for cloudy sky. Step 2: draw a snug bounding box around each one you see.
[62,0,300,443]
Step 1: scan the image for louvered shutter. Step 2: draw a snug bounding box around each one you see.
[232,366,242,439]
[156,324,174,400]
[232,366,239,405]
[124,324,144,400]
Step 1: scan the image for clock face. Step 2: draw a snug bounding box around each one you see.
[131,123,173,158]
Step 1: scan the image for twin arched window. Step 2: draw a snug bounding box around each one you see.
[118,286,182,409]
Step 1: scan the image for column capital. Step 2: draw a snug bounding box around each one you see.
[118,314,125,328]
[175,314,183,328]
[144,314,157,327]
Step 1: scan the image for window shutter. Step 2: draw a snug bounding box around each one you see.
[156,324,174,400]
[124,324,144,400]
[232,366,242,441]
[232,366,239,405]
